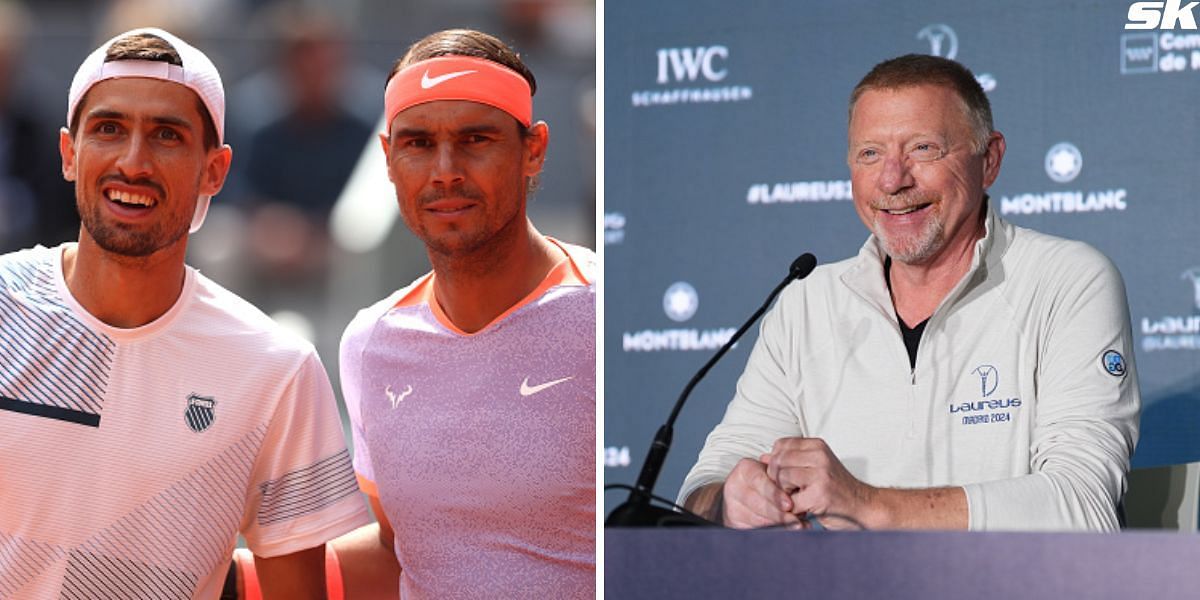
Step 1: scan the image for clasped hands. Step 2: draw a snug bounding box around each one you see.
[721,437,874,530]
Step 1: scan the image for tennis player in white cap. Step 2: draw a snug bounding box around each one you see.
[0,28,369,599]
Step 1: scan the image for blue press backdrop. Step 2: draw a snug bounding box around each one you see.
[604,0,1200,516]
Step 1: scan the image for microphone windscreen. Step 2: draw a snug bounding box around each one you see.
[789,253,817,280]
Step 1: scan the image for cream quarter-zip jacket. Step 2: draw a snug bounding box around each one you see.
[681,204,1140,531]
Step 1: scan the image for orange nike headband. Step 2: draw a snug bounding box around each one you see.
[384,56,533,129]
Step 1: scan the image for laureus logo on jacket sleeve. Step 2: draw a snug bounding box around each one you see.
[1102,350,1128,377]
[185,393,216,433]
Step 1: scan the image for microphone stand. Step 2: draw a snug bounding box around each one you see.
[606,253,817,527]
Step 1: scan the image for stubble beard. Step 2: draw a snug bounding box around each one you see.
[873,206,946,266]
[419,206,525,266]
[405,178,528,262]
[77,196,190,259]
[420,220,495,258]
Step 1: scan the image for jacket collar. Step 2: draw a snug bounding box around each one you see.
[840,196,1013,317]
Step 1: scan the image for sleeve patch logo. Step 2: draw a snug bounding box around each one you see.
[1102,350,1127,377]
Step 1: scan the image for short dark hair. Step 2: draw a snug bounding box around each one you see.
[849,54,992,154]
[69,32,220,149]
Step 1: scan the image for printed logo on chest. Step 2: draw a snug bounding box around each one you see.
[184,393,216,432]
[519,375,573,397]
[951,364,1022,426]
[385,385,414,409]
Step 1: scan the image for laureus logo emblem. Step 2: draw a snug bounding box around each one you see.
[917,24,959,59]
[1182,268,1200,311]
[971,365,999,398]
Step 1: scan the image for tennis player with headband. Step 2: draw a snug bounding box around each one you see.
[0,27,370,599]
[329,29,596,599]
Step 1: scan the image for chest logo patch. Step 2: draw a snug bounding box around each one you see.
[971,364,999,397]
[520,376,573,397]
[1102,350,1127,377]
[386,384,413,409]
[953,365,1021,425]
[185,393,216,433]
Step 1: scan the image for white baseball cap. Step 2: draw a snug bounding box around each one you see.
[66,27,225,232]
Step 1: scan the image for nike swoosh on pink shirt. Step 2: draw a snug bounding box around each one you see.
[520,376,574,396]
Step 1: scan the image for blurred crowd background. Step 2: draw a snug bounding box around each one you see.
[0,0,595,423]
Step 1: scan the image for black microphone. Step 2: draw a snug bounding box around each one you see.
[606,253,818,527]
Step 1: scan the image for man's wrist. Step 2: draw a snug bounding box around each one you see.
[683,482,726,524]
[853,486,968,530]
[856,485,890,530]
[711,487,725,525]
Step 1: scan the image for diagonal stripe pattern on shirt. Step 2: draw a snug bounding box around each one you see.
[0,257,114,416]
[71,426,268,591]
[0,531,67,597]
[61,550,194,600]
[257,449,359,525]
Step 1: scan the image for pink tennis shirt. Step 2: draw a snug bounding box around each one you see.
[340,240,595,599]
[0,244,370,599]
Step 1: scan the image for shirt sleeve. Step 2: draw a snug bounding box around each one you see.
[678,284,807,505]
[964,244,1140,531]
[339,306,377,493]
[240,350,372,557]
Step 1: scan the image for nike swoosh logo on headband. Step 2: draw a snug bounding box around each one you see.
[421,69,477,89]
